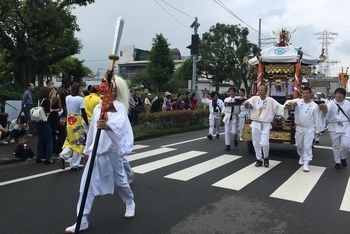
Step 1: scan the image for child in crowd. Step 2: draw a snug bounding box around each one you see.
[9,115,29,143]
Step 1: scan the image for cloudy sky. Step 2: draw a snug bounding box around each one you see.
[73,0,350,77]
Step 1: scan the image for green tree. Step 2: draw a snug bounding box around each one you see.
[50,56,93,85]
[0,0,95,89]
[198,23,259,92]
[165,58,192,92]
[129,73,152,92]
[146,34,175,93]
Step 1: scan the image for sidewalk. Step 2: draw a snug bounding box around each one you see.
[0,134,38,165]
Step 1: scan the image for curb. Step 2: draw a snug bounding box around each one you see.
[0,157,23,165]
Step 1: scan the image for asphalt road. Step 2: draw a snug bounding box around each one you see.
[0,129,349,234]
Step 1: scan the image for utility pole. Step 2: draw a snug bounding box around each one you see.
[189,17,200,93]
[314,29,338,77]
[258,18,261,49]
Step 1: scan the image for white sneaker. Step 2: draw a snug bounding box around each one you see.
[128,170,134,184]
[64,221,89,233]
[9,139,15,144]
[0,140,8,144]
[298,157,303,165]
[124,200,135,219]
[303,161,310,172]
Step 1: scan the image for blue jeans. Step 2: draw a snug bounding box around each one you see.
[36,122,53,161]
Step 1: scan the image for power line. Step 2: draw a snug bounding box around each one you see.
[153,0,192,31]
[213,0,259,34]
[160,0,194,20]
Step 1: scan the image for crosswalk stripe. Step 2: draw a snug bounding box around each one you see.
[128,148,176,162]
[161,136,207,148]
[270,165,326,203]
[133,144,149,150]
[340,177,350,212]
[212,160,281,190]
[164,154,241,181]
[132,151,207,174]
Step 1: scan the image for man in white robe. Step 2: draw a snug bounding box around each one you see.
[285,87,324,172]
[319,87,350,169]
[222,87,240,150]
[243,84,287,167]
[65,76,135,233]
[201,91,224,140]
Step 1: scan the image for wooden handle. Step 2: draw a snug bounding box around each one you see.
[108,54,119,71]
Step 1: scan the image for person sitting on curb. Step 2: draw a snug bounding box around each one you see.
[9,116,29,143]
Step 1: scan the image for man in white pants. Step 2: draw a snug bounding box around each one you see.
[285,87,324,172]
[222,87,239,151]
[201,91,224,140]
[243,84,287,167]
[237,88,248,141]
[319,87,350,169]
[65,75,135,233]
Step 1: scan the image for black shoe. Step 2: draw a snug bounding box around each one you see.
[234,140,238,147]
[255,160,263,167]
[341,159,347,168]
[71,167,80,171]
[35,158,44,163]
[44,160,55,165]
[57,157,65,169]
[207,134,213,140]
[263,158,269,167]
[225,145,231,151]
[216,134,220,139]
[335,163,342,169]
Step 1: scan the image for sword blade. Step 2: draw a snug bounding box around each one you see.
[112,16,124,55]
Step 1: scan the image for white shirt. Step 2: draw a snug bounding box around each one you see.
[201,97,224,119]
[285,98,324,133]
[246,96,286,129]
[66,95,84,115]
[325,100,350,133]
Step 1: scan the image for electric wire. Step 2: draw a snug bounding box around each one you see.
[153,0,192,31]
[213,0,259,34]
[161,0,194,20]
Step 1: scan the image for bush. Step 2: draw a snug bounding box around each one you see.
[135,108,209,140]
[138,109,208,128]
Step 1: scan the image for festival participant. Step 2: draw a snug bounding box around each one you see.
[243,84,287,167]
[83,85,101,123]
[284,87,324,172]
[222,86,239,150]
[201,91,224,140]
[319,87,350,169]
[64,74,135,233]
[313,91,329,144]
[237,88,248,141]
[58,83,89,170]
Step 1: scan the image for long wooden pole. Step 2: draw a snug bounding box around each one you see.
[74,58,117,233]
[74,17,124,233]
